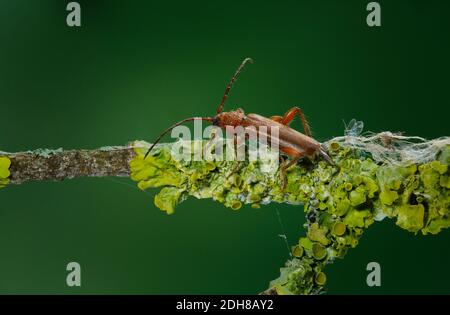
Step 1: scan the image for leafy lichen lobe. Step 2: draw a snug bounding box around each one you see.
[0,156,11,188]
[129,140,450,294]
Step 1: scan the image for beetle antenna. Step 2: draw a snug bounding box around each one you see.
[144,117,213,159]
[217,58,253,114]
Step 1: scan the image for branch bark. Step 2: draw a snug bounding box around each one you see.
[1,145,135,185]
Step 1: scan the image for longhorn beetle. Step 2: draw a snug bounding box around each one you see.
[144,58,333,187]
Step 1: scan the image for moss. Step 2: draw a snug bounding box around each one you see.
[129,140,450,294]
[0,156,11,188]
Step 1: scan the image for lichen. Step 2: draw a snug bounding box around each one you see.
[0,156,11,188]
[31,148,64,158]
[129,139,450,295]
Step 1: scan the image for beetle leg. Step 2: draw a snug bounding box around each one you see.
[227,134,244,176]
[281,107,312,137]
[319,144,335,165]
[229,161,242,177]
[281,157,303,190]
[280,147,305,190]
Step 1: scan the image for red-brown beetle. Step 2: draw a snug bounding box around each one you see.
[144,58,333,185]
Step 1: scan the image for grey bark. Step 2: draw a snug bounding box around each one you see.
[1,145,136,185]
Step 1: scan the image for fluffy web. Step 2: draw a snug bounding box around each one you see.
[326,120,450,165]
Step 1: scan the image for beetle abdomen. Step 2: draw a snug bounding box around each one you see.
[246,113,321,158]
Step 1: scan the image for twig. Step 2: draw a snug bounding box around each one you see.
[1,145,136,185]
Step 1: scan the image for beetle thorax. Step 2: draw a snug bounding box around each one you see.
[214,109,246,128]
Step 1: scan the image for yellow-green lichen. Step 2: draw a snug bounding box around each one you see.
[129,139,450,294]
[315,271,327,286]
[0,156,11,188]
[331,222,346,236]
[292,245,303,258]
[129,140,280,214]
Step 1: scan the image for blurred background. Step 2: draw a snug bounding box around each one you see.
[0,0,449,294]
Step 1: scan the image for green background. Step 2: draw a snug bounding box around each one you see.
[0,0,449,294]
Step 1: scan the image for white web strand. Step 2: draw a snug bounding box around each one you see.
[326,132,450,165]
[275,208,293,258]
